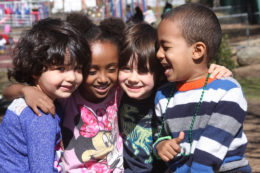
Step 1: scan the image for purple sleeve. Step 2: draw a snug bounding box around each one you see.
[23,108,60,172]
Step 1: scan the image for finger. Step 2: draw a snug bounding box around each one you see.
[37,97,54,115]
[160,155,170,162]
[208,63,217,73]
[50,105,56,117]
[208,65,225,79]
[210,67,222,79]
[168,142,181,153]
[165,147,178,158]
[217,70,232,79]
[159,152,173,162]
[34,99,51,115]
[42,97,55,116]
[216,71,225,79]
[32,105,41,116]
[175,131,185,144]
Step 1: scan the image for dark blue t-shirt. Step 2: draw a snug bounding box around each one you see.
[119,94,167,173]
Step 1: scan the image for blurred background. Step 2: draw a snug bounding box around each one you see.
[0,0,260,172]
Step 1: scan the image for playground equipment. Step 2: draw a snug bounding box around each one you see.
[0,0,49,28]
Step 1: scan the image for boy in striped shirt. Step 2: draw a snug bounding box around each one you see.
[153,3,251,173]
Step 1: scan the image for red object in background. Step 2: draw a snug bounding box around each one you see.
[0,34,9,44]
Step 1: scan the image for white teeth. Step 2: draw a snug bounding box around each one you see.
[95,85,108,89]
[125,84,142,88]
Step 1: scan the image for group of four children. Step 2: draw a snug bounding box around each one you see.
[0,3,251,173]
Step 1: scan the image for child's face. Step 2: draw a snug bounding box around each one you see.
[157,19,194,82]
[35,58,83,100]
[119,59,155,100]
[80,41,119,103]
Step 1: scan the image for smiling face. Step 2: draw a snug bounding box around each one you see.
[119,58,155,100]
[36,56,83,100]
[80,41,119,103]
[156,19,195,83]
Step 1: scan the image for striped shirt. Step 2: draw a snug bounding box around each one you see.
[154,77,251,173]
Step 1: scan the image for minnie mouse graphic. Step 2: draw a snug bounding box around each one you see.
[61,103,123,172]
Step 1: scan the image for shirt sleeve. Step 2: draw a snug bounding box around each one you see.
[190,87,247,172]
[153,89,172,156]
[22,108,59,172]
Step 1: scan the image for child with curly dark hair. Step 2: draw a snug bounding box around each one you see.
[0,18,91,172]
[3,14,126,172]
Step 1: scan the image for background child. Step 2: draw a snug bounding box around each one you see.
[3,14,126,172]
[118,23,233,173]
[0,18,90,172]
[154,3,251,172]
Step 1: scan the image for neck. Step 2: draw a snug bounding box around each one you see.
[183,67,208,83]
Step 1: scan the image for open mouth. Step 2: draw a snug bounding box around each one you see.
[125,83,143,89]
[161,62,172,70]
[94,84,110,94]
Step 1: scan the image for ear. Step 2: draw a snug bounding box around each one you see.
[32,75,39,84]
[192,42,206,60]
[32,75,38,80]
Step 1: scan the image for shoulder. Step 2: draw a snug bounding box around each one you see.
[155,82,176,104]
[209,77,242,91]
[7,98,28,116]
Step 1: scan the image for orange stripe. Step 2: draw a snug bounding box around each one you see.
[177,77,215,91]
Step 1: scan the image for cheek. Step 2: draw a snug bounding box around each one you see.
[110,72,118,83]
[143,74,155,89]
[118,71,126,83]
[75,73,83,84]
[83,76,94,86]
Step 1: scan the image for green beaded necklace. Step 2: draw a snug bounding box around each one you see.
[156,73,211,156]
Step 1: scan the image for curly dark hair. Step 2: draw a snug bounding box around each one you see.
[66,13,125,53]
[8,17,91,85]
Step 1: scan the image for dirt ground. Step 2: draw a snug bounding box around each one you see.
[245,98,260,173]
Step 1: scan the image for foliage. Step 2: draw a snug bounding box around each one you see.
[210,34,236,71]
[238,77,260,101]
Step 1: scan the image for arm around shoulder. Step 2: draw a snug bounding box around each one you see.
[3,83,26,101]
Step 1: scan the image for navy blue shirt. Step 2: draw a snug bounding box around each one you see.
[119,94,167,173]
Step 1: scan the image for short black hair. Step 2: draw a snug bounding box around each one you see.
[8,17,91,85]
[163,3,222,60]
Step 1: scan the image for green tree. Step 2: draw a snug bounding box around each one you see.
[210,34,236,71]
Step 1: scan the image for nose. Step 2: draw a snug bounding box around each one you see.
[127,70,139,84]
[156,46,164,62]
[65,70,76,82]
[97,71,108,84]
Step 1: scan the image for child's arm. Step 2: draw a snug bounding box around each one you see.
[3,84,55,116]
[156,132,184,162]
[190,82,248,172]
[208,64,232,79]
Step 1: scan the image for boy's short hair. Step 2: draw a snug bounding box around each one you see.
[8,18,90,85]
[163,3,222,60]
[119,23,165,88]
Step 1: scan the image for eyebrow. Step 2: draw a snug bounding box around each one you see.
[90,63,118,69]
[107,63,118,67]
